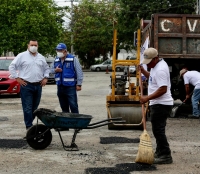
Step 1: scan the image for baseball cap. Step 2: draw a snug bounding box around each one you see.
[142,48,158,64]
[55,43,67,50]
[179,69,187,77]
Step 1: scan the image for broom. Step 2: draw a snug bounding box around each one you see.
[135,71,154,164]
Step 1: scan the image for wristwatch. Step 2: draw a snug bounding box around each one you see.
[44,77,48,79]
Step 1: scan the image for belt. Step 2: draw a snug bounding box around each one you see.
[24,80,41,85]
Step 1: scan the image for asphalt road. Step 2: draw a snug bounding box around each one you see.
[0,72,200,174]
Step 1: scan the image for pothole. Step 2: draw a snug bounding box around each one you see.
[0,139,27,148]
[0,117,8,121]
[100,137,140,144]
[85,162,156,173]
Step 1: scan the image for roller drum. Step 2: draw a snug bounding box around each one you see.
[108,104,143,129]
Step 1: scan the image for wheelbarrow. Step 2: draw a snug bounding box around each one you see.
[26,108,126,151]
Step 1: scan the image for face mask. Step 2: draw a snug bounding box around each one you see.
[57,52,64,58]
[29,46,38,53]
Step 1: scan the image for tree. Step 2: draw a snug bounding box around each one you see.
[71,0,118,67]
[115,0,197,51]
[0,0,65,56]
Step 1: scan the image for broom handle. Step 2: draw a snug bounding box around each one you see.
[139,71,146,130]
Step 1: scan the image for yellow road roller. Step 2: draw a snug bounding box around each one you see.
[106,29,146,130]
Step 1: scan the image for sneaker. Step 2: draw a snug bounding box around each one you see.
[154,155,173,164]
[188,115,199,119]
[26,127,31,131]
[23,127,31,140]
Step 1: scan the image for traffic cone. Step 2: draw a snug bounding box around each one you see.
[105,66,109,74]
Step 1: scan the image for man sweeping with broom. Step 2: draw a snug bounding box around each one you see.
[138,47,173,164]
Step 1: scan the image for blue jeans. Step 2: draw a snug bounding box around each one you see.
[191,89,200,116]
[20,84,42,128]
[57,85,79,113]
[150,104,173,156]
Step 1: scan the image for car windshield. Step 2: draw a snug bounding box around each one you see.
[126,56,136,60]
[0,59,12,70]
[103,60,111,65]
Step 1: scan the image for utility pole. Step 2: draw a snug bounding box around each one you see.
[199,0,200,14]
[58,0,79,54]
[197,0,200,14]
[71,0,74,55]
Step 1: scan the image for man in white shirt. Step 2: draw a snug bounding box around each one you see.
[9,39,50,132]
[180,69,200,119]
[139,47,173,164]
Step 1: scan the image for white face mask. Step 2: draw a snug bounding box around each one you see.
[57,52,64,58]
[29,46,38,53]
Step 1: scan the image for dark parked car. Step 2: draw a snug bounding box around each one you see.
[0,57,20,96]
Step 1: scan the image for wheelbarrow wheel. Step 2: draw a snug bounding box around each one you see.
[26,124,52,150]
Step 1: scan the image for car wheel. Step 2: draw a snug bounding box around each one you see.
[116,67,121,72]
[96,67,101,72]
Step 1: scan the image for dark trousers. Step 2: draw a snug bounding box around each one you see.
[20,83,42,128]
[57,85,79,113]
[150,104,173,156]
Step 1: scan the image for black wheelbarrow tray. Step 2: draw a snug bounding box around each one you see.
[26,108,126,151]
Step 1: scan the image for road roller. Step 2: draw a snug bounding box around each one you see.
[106,29,147,130]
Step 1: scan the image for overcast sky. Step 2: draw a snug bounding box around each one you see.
[54,0,79,7]
[53,0,79,27]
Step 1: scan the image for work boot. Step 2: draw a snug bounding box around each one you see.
[154,154,173,164]
[154,149,162,158]
[154,151,159,158]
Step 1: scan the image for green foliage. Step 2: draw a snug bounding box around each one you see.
[0,0,64,56]
[63,0,197,67]
[115,0,197,51]
[71,0,117,67]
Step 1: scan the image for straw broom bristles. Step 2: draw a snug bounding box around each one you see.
[135,129,154,164]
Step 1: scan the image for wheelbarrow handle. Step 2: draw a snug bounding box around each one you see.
[86,120,126,129]
[88,117,123,126]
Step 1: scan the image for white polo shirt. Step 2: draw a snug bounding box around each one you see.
[183,71,200,89]
[148,59,173,106]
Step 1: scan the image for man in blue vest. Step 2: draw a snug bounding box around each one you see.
[53,43,83,114]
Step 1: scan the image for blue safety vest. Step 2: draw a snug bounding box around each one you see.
[54,54,77,86]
